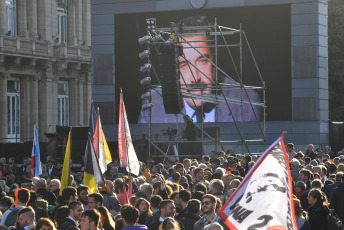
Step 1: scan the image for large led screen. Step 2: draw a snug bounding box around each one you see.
[115,5,291,123]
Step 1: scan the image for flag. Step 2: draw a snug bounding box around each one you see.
[60,128,72,195]
[118,90,140,176]
[30,125,42,178]
[84,135,105,193]
[89,103,98,141]
[89,103,112,174]
[93,115,112,174]
[218,132,297,230]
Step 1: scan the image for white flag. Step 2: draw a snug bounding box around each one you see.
[218,133,297,230]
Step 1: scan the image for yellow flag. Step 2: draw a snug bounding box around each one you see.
[60,129,71,195]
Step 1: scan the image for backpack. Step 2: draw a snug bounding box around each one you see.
[327,209,343,230]
[4,206,22,227]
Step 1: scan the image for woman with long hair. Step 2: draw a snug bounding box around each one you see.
[135,198,152,225]
[307,189,329,230]
[293,198,310,230]
[96,206,115,230]
[159,217,181,230]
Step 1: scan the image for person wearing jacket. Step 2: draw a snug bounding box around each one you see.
[329,175,344,222]
[121,204,148,230]
[307,188,329,230]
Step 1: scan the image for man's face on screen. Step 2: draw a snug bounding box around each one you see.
[178,35,215,109]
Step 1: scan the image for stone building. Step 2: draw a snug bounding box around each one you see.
[0,0,91,142]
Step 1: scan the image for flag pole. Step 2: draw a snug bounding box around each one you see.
[121,89,132,196]
[97,107,100,157]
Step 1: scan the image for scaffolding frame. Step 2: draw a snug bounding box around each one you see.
[140,18,266,159]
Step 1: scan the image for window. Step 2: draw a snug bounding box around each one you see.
[58,81,69,126]
[7,78,20,142]
[57,0,67,43]
[6,0,17,36]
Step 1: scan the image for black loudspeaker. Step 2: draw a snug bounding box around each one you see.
[158,44,184,114]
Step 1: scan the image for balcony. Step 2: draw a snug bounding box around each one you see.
[0,36,91,63]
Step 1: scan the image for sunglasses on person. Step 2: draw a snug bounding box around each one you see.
[202,201,212,206]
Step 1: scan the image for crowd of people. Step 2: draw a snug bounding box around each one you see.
[0,143,343,230]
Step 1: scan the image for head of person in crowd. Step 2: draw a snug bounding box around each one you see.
[183,159,191,171]
[80,209,100,230]
[96,206,116,230]
[290,159,300,169]
[21,179,34,191]
[209,179,224,195]
[54,206,69,227]
[307,188,328,207]
[135,198,152,216]
[49,179,61,193]
[174,163,185,176]
[164,159,173,170]
[204,222,224,230]
[88,193,103,209]
[311,179,323,190]
[307,144,314,152]
[170,192,181,210]
[139,183,153,200]
[120,204,140,226]
[186,199,201,216]
[194,168,205,182]
[171,172,181,184]
[104,180,115,195]
[299,169,312,183]
[195,183,207,194]
[179,189,191,209]
[201,194,216,215]
[228,179,241,190]
[77,185,89,206]
[62,186,77,203]
[68,201,84,222]
[210,158,220,169]
[18,188,30,206]
[0,196,14,212]
[159,199,176,219]
[36,178,48,189]
[159,217,181,230]
[36,217,57,230]
[150,195,162,213]
[16,207,35,229]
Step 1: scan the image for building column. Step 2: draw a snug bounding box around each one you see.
[0,0,7,35]
[31,76,39,133]
[0,73,8,142]
[78,76,84,125]
[20,77,31,140]
[76,0,83,46]
[67,0,76,45]
[17,0,28,38]
[82,0,91,46]
[83,72,92,124]
[28,0,38,39]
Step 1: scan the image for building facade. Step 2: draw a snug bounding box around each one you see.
[0,0,91,142]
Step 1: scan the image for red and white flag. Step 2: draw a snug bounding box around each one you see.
[218,132,297,230]
[118,90,140,176]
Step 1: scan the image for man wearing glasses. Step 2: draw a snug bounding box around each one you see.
[194,194,217,230]
[49,179,61,198]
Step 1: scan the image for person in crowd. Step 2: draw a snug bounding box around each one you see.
[147,199,176,230]
[49,179,61,198]
[36,218,57,230]
[208,179,225,205]
[15,207,36,230]
[77,186,89,211]
[294,181,306,200]
[305,144,317,160]
[307,189,329,230]
[159,217,181,230]
[139,183,154,201]
[4,188,30,227]
[36,178,57,206]
[329,173,344,222]
[102,180,121,215]
[194,195,217,230]
[88,193,103,209]
[79,209,100,230]
[287,143,297,160]
[299,169,313,190]
[179,199,201,230]
[327,172,342,198]
[175,190,191,219]
[293,198,311,230]
[58,201,84,229]
[121,204,148,230]
[95,206,116,230]
[290,159,301,182]
[135,198,152,225]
